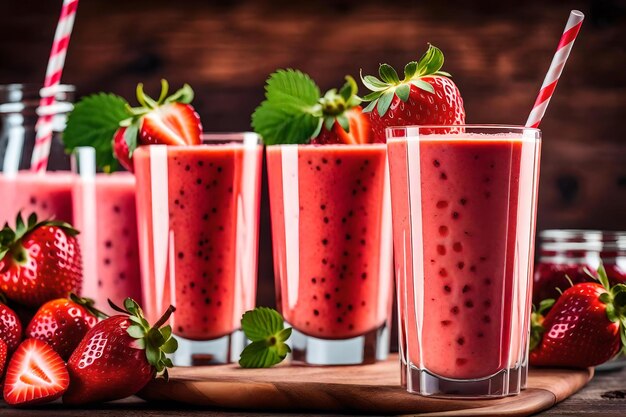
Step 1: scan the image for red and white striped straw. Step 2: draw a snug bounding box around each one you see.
[525,10,584,129]
[30,0,80,173]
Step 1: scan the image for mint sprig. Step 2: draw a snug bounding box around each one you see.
[239,307,292,368]
[251,70,362,145]
[63,93,130,173]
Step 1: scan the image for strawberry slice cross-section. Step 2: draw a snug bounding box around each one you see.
[3,339,69,406]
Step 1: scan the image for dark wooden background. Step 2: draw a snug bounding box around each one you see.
[1,0,625,311]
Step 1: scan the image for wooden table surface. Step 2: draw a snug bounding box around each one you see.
[1,366,624,416]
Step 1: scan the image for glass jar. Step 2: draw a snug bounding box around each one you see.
[0,83,75,172]
[535,230,626,370]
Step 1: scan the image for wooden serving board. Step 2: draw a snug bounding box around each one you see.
[141,355,592,416]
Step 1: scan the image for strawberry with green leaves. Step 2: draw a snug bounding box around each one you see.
[63,298,178,405]
[252,71,372,145]
[26,294,103,361]
[361,44,465,142]
[63,80,202,173]
[530,264,626,368]
[0,213,82,308]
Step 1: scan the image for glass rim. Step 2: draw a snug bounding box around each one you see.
[386,124,540,132]
[0,83,76,93]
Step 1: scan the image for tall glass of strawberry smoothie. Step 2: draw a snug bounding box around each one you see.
[0,84,75,225]
[134,133,263,365]
[266,144,393,365]
[72,147,142,315]
[387,125,541,397]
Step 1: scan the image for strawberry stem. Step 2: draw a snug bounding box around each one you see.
[153,305,176,329]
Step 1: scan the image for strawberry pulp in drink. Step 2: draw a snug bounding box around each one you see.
[388,132,540,381]
[267,144,393,340]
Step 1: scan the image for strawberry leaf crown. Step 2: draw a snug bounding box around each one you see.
[529,298,556,351]
[595,264,626,351]
[109,298,178,378]
[119,79,195,157]
[0,212,79,260]
[251,70,362,145]
[69,293,108,320]
[360,44,451,117]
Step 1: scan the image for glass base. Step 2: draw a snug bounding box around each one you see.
[289,322,389,365]
[171,330,246,366]
[520,362,528,390]
[403,362,522,398]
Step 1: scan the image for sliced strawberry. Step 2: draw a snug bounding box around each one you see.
[3,339,69,406]
[140,102,202,146]
[112,127,134,172]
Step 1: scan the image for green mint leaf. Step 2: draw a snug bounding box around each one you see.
[376,90,395,117]
[239,307,292,368]
[417,44,445,76]
[378,64,400,84]
[395,84,411,102]
[252,69,321,145]
[63,93,129,173]
[241,307,284,342]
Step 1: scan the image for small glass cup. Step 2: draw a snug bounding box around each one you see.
[0,84,75,224]
[134,133,263,365]
[387,125,541,397]
[72,147,143,315]
[266,144,393,365]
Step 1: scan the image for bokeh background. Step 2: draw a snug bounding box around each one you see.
[1,0,625,314]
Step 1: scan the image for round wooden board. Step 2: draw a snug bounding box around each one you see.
[140,355,593,416]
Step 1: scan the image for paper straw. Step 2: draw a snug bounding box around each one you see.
[525,10,584,128]
[30,0,79,173]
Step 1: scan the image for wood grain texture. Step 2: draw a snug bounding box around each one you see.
[138,355,592,415]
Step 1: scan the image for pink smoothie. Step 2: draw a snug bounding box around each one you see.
[0,171,74,225]
[267,145,393,340]
[134,144,262,340]
[388,134,540,380]
[73,172,142,314]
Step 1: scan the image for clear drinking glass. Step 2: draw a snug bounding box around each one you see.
[386,125,541,397]
[134,133,263,365]
[266,144,393,365]
[72,147,143,315]
[0,84,75,225]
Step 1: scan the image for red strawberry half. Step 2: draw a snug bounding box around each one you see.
[0,213,82,307]
[361,44,465,142]
[3,338,69,406]
[530,264,626,368]
[0,297,22,353]
[26,294,102,361]
[113,80,202,169]
[63,298,177,405]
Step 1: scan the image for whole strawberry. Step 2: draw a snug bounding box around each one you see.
[0,296,22,352]
[0,213,82,307]
[63,298,177,405]
[530,264,626,368]
[361,44,465,142]
[113,80,202,169]
[26,294,102,360]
